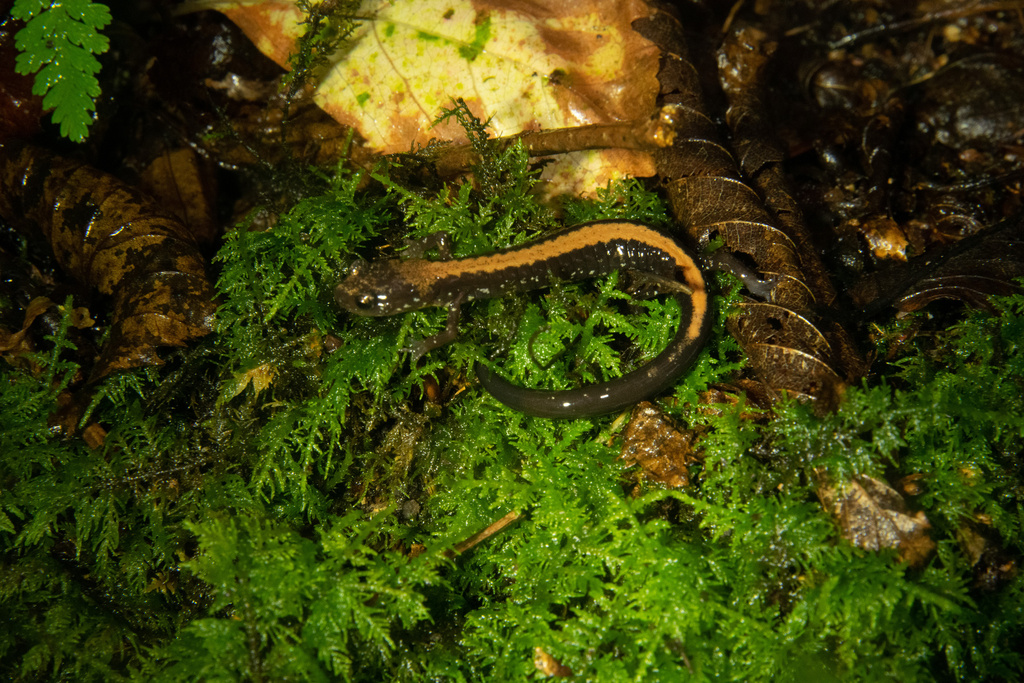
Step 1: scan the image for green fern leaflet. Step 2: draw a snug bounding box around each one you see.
[12,0,112,142]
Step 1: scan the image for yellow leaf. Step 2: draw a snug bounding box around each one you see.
[224,362,277,400]
[208,0,662,194]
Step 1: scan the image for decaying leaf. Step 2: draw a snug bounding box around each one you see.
[619,401,699,488]
[223,362,278,401]
[818,474,936,567]
[857,216,911,262]
[139,147,219,248]
[783,19,1024,322]
[0,143,216,381]
[533,646,572,678]
[0,296,53,355]
[957,522,1019,591]
[0,296,94,375]
[850,215,1024,313]
[636,10,864,412]
[145,9,354,172]
[199,0,662,194]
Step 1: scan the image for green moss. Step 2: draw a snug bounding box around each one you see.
[283,0,362,99]
[2,106,1023,682]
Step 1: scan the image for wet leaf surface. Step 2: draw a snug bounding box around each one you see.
[0,143,216,381]
[818,474,936,568]
[619,401,699,488]
[206,0,662,193]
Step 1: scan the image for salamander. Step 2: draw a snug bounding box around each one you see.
[334,220,712,418]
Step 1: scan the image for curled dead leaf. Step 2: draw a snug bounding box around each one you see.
[0,296,53,355]
[636,9,865,411]
[0,143,217,381]
[850,215,1024,313]
[818,474,936,567]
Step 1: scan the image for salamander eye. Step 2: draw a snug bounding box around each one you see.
[354,294,376,310]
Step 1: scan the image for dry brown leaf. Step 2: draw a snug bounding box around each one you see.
[818,474,936,567]
[619,402,698,488]
[205,0,661,194]
[637,10,868,409]
[81,423,108,450]
[533,646,573,678]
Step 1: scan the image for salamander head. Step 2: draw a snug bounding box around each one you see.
[335,259,426,316]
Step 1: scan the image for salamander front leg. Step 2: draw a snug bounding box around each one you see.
[406,293,465,364]
[403,232,453,260]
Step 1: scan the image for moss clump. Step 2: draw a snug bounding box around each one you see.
[2,110,1023,681]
